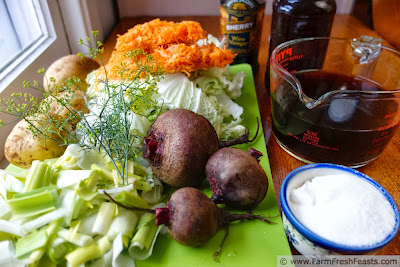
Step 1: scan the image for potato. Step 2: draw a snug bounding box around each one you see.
[5,90,88,168]
[4,118,69,169]
[47,90,88,122]
[43,55,100,93]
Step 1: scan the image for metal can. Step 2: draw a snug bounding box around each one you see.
[220,0,266,68]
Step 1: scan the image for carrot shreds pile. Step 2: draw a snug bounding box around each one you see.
[98,19,236,80]
[116,19,207,52]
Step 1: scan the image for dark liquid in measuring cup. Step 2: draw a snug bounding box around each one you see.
[271,70,400,167]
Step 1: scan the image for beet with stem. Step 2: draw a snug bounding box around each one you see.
[105,187,272,248]
[206,147,268,210]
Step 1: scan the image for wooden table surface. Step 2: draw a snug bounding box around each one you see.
[102,14,400,255]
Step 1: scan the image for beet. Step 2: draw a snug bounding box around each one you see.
[143,109,220,188]
[105,187,272,248]
[156,187,223,246]
[206,147,268,210]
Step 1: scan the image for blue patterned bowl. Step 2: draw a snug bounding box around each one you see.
[280,163,399,256]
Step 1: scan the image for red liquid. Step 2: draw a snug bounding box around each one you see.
[265,0,336,90]
[271,70,400,167]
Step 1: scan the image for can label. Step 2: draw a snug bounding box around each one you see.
[220,0,265,57]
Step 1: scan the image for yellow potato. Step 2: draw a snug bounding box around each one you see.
[5,91,88,169]
[5,118,68,169]
[43,55,100,93]
[47,90,89,123]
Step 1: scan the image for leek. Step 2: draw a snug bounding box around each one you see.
[0,219,22,238]
[0,240,25,267]
[92,202,117,235]
[111,233,135,267]
[129,213,162,260]
[54,144,109,171]
[23,161,56,192]
[91,164,114,182]
[58,228,93,247]
[0,196,11,220]
[54,155,80,170]
[8,186,58,220]
[142,176,164,204]
[127,160,148,176]
[127,174,152,191]
[98,184,133,195]
[106,207,138,244]
[76,211,98,236]
[53,145,82,170]
[114,190,149,209]
[0,171,24,198]
[77,147,110,170]
[27,217,62,264]
[56,170,92,189]
[65,235,110,267]
[21,208,65,235]
[36,253,57,267]
[46,237,74,264]
[75,170,101,201]
[14,229,48,260]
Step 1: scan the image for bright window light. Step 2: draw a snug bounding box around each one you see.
[0,0,43,72]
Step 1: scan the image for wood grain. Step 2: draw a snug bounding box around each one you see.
[101,14,400,255]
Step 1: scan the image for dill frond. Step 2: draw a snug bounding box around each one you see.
[1,31,164,184]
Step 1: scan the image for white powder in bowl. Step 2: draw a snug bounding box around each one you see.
[289,174,396,247]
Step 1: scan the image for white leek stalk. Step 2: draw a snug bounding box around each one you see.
[92,202,116,235]
[76,212,98,236]
[98,184,133,195]
[142,176,163,204]
[106,207,138,243]
[0,197,11,220]
[21,208,65,235]
[56,170,92,189]
[0,219,22,237]
[58,228,93,247]
[0,241,25,267]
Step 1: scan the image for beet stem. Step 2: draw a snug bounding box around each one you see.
[213,224,230,262]
[247,148,263,161]
[223,210,274,224]
[219,117,260,148]
[155,206,171,226]
[104,191,155,214]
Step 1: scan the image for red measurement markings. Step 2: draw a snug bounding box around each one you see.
[288,130,339,151]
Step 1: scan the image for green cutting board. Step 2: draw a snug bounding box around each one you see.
[6,63,292,266]
[135,63,292,266]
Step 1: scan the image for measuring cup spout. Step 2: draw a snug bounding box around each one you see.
[285,68,339,109]
[300,90,342,109]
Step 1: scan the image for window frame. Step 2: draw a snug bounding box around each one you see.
[0,0,71,166]
[0,0,71,92]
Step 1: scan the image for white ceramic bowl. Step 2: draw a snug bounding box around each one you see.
[280,163,399,256]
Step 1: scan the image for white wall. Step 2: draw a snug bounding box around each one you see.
[59,0,119,54]
[117,0,355,17]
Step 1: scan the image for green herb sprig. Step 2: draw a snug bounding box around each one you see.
[0,30,164,184]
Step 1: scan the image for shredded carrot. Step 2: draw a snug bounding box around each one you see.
[97,19,236,80]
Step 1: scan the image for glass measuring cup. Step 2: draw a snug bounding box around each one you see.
[269,36,400,167]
